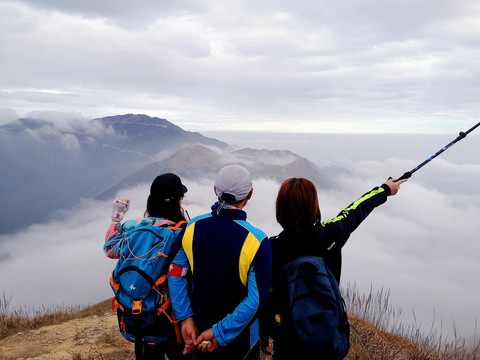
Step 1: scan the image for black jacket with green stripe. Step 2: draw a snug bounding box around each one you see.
[270,183,392,287]
[261,183,392,343]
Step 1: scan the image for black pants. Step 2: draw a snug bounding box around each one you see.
[191,342,260,360]
[137,341,191,360]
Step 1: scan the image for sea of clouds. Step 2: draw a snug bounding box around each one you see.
[1,131,479,342]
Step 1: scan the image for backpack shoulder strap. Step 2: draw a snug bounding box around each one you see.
[283,255,325,271]
[167,220,187,231]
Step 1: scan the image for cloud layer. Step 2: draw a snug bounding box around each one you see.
[1,132,479,342]
[1,1,480,132]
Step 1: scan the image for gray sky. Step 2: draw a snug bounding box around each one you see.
[1,0,480,133]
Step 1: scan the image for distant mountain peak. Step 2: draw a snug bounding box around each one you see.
[97,143,334,200]
[94,114,227,149]
[0,113,227,234]
[96,114,182,134]
[97,114,178,127]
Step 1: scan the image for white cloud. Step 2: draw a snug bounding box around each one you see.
[0,198,115,309]
[15,0,207,27]
[58,133,80,151]
[333,161,480,339]
[1,1,480,132]
[0,174,281,311]
[25,110,86,127]
[15,110,117,150]
[0,108,18,125]
[1,143,478,341]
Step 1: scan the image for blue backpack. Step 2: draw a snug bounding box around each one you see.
[110,221,186,350]
[279,256,350,360]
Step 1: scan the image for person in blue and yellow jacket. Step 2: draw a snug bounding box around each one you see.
[168,164,272,360]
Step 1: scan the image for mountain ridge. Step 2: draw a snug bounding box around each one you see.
[97,143,334,200]
[0,298,454,360]
[1,113,340,234]
[0,114,227,234]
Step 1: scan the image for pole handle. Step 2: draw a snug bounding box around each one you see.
[395,171,412,182]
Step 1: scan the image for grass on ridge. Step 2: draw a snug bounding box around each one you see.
[1,287,479,359]
[0,292,112,340]
[343,283,480,359]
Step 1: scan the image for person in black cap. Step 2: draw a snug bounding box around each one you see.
[104,173,190,360]
[145,173,189,222]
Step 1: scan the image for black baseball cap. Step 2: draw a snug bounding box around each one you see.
[150,173,187,201]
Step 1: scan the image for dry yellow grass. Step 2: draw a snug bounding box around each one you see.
[1,291,478,359]
[342,284,479,360]
[0,299,135,360]
[0,296,112,340]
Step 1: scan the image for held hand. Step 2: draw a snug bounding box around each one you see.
[384,178,408,195]
[111,197,130,222]
[194,328,219,353]
[181,317,198,355]
[259,336,271,355]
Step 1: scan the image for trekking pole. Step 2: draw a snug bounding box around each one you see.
[395,121,480,181]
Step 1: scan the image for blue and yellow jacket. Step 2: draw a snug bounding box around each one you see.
[168,202,272,354]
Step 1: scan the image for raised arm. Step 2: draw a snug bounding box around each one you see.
[322,177,407,249]
[104,197,130,258]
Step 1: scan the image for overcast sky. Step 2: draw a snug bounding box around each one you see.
[1,0,480,133]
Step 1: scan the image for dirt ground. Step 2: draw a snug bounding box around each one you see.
[0,311,135,360]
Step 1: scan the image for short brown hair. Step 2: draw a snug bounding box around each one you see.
[276,178,321,232]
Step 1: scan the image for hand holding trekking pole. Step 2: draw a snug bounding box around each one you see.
[384,178,408,195]
[395,121,480,182]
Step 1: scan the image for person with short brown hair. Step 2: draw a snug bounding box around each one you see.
[261,177,407,359]
[275,177,321,233]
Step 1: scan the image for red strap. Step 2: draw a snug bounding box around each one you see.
[168,263,187,277]
[172,311,182,344]
[110,272,120,290]
[157,298,172,316]
[154,275,167,287]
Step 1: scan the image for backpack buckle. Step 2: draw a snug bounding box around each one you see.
[275,314,282,323]
[132,300,142,315]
